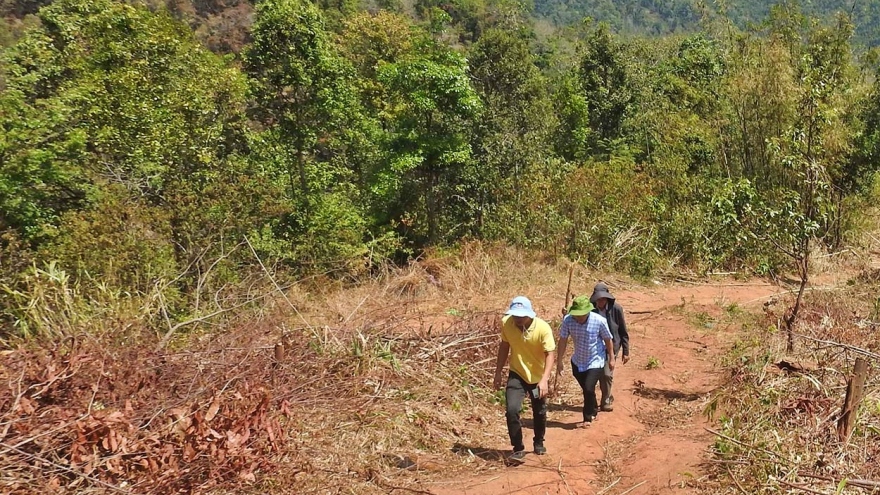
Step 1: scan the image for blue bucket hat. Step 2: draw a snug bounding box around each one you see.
[505,296,536,318]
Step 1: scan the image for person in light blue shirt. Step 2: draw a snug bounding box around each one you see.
[555,295,614,427]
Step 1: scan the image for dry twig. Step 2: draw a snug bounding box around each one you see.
[1,442,131,494]
[619,480,647,495]
[792,333,880,361]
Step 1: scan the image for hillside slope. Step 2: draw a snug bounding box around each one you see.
[533,0,880,47]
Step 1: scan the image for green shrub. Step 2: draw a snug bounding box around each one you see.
[1,262,153,344]
[44,189,178,294]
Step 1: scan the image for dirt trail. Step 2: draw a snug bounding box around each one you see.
[429,280,783,495]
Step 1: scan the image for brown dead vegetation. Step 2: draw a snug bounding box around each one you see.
[1,243,581,494]
[5,238,878,495]
[0,309,509,494]
[704,259,880,494]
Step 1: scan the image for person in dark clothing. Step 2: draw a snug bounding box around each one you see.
[589,282,630,412]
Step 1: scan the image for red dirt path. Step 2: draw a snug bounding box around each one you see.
[429,280,782,495]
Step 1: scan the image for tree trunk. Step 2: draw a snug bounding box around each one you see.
[426,166,438,243]
[785,247,809,352]
[837,357,869,444]
[297,150,309,197]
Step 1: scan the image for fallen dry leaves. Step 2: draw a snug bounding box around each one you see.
[0,335,287,494]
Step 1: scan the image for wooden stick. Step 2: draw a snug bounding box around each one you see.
[777,479,829,495]
[1,442,131,493]
[155,296,257,352]
[840,479,880,490]
[799,473,880,490]
[727,466,749,495]
[837,357,870,443]
[554,261,576,396]
[619,480,646,495]
[556,458,575,495]
[597,477,621,495]
[242,235,325,349]
[565,262,575,308]
[274,342,285,363]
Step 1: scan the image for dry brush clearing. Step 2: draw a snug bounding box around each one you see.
[703,251,880,495]
[0,244,577,494]
[3,242,880,494]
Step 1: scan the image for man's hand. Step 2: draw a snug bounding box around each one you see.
[537,379,549,399]
[622,355,630,365]
[556,363,565,377]
[493,370,503,391]
[608,360,615,372]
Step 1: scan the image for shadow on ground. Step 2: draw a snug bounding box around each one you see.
[632,384,704,402]
[548,402,582,414]
[451,443,508,462]
[546,419,581,430]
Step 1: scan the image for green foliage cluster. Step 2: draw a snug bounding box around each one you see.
[2,0,880,341]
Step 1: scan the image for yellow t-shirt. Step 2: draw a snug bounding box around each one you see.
[501,315,556,384]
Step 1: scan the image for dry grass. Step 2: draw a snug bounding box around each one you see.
[6,236,877,494]
[0,302,507,494]
[702,258,880,495]
[1,241,618,494]
[594,435,641,493]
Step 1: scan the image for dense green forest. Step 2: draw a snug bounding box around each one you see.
[2,0,880,340]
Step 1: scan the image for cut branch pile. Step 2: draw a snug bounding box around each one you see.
[707,280,880,495]
[0,336,286,494]
[0,306,504,494]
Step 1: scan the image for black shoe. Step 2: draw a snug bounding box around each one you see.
[507,449,527,464]
[534,443,546,455]
[600,403,614,412]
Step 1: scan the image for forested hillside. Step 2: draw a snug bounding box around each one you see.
[532,0,880,48]
[2,1,880,494]
[2,0,880,343]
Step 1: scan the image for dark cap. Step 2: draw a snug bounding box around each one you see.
[589,282,614,304]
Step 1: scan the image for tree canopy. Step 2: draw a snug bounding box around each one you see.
[2,0,879,339]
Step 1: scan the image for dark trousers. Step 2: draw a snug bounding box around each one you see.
[505,371,546,450]
[599,357,615,406]
[571,361,603,421]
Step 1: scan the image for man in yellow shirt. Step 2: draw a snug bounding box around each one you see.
[493,296,557,463]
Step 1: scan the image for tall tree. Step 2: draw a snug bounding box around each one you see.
[244,0,376,270]
[756,14,856,348]
[0,0,256,293]
[577,22,636,153]
[377,40,481,244]
[467,27,556,236]
[244,0,355,200]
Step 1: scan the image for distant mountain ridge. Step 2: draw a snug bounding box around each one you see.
[4,0,879,50]
[532,0,880,47]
